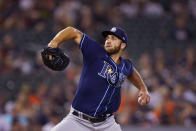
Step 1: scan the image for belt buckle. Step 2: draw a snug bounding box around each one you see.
[106,114,111,118]
[78,112,82,118]
[87,115,97,123]
[87,117,91,121]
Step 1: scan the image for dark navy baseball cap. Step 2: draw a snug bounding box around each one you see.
[102,27,128,44]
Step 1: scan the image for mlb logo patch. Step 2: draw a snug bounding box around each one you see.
[111,27,116,32]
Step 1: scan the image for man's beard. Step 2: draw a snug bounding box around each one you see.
[105,44,121,55]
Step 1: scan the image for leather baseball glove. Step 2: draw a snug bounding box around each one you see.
[41,47,70,71]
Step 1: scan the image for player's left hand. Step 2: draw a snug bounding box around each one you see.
[41,47,70,71]
[138,90,150,106]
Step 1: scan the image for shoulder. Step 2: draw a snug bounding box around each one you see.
[79,34,106,58]
[123,59,133,67]
[122,59,134,76]
[80,34,101,47]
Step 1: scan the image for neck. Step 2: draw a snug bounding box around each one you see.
[110,52,121,65]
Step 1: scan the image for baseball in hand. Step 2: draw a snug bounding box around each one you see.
[138,96,146,105]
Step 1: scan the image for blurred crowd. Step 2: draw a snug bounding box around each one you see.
[0,0,196,131]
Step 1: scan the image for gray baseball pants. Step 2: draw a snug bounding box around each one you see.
[51,107,122,131]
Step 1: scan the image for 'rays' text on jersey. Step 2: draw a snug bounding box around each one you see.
[98,61,126,87]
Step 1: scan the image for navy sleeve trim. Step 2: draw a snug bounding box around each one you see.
[79,34,86,49]
[127,59,134,76]
[128,66,134,76]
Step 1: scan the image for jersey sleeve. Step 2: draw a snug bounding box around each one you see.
[123,59,134,76]
[79,34,105,61]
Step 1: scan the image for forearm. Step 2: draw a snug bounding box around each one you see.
[48,26,82,48]
[128,68,148,92]
[128,68,150,105]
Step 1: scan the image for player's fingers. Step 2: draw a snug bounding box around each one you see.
[138,97,143,105]
[49,55,52,60]
[141,93,147,100]
[138,92,150,105]
[143,98,147,105]
[143,93,150,99]
[138,92,143,97]
[46,54,52,60]
[139,97,147,105]
[146,95,150,103]
[141,100,146,105]
[143,96,150,104]
[138,98,142,103]
[141,96,148,105]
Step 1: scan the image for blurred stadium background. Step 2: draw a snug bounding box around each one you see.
[0,0,196,131]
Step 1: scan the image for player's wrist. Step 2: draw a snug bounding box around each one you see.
[140,87,148,93]
[48,41,59,48]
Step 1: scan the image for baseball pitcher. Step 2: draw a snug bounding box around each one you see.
[44,26,150,131]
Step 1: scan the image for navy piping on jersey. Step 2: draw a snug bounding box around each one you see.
[93,85,111,116]
[127,60,134,76]
[108,55,118,71]
[105,62,125,112]
[94,57,125,115]
[79,34,86,49]
[105,87,115,112]
[93,56,119,116]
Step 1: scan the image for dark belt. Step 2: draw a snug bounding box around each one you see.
[72,110,113,123]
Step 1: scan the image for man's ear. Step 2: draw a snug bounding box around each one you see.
[121,42,126,50]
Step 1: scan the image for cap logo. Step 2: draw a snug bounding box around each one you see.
[111,27,116,32]
[123,37,125,40]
